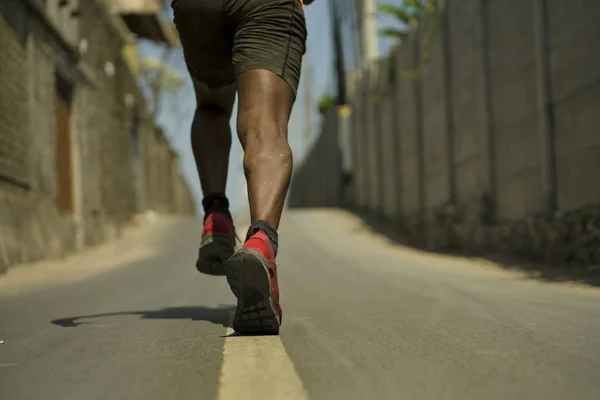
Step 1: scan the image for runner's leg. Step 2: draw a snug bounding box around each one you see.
[224,0,307,334]
[191,82,236,196]
[172,0,238,274]
[231,0,307,230]
[236,71,294,230]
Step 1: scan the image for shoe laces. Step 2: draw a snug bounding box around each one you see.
[232,225,242,244]
[205,204,240,243]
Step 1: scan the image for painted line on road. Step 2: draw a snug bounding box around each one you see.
[217,313,308,400]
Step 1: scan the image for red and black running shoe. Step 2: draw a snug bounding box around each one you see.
[226,227,281,335]
[196,198,236,276]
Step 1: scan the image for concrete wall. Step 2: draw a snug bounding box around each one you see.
[397,32,422,219]
[548,0,600,212]
[0,0,195,273]
[488,0,544,220]
[288,108,341,209]
[288,0,600,265]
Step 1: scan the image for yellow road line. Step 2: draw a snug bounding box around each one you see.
[218,315,308,400]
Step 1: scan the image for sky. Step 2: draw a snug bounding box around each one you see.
[141,0,401,216]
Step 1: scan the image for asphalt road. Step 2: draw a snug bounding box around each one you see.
[1,209,599,400]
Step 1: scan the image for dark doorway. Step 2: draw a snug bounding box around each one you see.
[55,75,74,213]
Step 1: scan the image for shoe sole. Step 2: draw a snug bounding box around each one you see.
[196,234,235,276]
[226,248,280,335]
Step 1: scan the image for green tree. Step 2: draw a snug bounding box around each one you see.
[378,0,436,38]
[139,52,185,117]
[316,94,336,115]
[378,0,440,80]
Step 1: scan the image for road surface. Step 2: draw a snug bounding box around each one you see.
[1,209,599,400]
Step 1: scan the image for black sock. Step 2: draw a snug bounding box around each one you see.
[246,220,278,256]
[202,193,231,220]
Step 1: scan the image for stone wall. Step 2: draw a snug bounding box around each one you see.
[0,0,195,273]
[409,202,600,266]
[0,10,29,190]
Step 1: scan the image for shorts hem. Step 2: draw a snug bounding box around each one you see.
[236,62,298,98]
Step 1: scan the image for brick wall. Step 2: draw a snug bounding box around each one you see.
[0,0,195,273]
[28,34,58,197]
[0,13,29,189]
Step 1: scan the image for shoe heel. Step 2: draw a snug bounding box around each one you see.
[196,234,235,276]
[226,249,280,335]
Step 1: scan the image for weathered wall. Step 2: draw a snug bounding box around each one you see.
[446,0,487,209]
[0,10,29,190]
[0,0,195,273]
[420,16,450,212]
[0,2,77,268]
[488,0,544,220]
[397,33,422,219]
[289,0,600,266]
[548,0,600,212]
[288,108,341,209]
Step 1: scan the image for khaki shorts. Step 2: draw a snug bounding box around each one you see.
[172,0,307,96]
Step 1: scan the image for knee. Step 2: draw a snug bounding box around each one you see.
[196,103,229,118]
[191,104,232,139]
[237,116,288,150]
[242,128,292,171]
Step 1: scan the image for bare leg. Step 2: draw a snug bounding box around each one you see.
[191,82,236,196]
[236,70,295,230]
[192,82,238,276]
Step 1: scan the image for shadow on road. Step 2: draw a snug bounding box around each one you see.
[51,305,235,328]
[347,208,600,288]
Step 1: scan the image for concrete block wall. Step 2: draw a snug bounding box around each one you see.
[365,65,381,213]
[380,94,398,220]
[370,64,384,214]
[547,0,600,212]
[375,56,396,219]
[446,0,488,208]
[288,0,600,266]
[420,16,451,212]
[396,33,421,219]
[488,0,544,221]
[288,108,341,209]
[352,70,369,210]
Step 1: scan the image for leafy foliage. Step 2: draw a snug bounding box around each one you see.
[140,57,185,92]
[317,94,337,115]
[138,49,185,117]
[377,0,440,81]
[169,146,181,160]
[378,0,436,37]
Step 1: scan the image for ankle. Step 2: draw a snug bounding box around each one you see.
[202,193,231,220]
[245,220,278,256]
